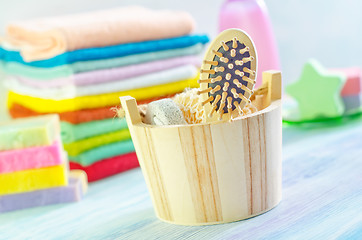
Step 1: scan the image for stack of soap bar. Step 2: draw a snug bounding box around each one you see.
[331,67,362,113]
[0,115,86,212]
[0,115,67,195]
[0,170,88,213]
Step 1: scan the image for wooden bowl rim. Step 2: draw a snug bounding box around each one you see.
[133,99,281,129]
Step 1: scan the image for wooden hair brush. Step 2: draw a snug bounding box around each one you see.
[198,29,257,122]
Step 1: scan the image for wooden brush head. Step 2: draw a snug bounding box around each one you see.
[198,29,257,122]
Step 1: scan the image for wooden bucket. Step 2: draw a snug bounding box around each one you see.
[120,71,282,225]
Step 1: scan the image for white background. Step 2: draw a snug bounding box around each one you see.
[0,0,361,120]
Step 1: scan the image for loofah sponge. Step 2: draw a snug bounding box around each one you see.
[174,88,259,124]
[173,88,205,124]
[144,98,187,125]
[241,102,258,116]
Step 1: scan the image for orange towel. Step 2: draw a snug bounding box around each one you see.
[5,7,195,61]
[8,94,175,123]
[8,103,114,123]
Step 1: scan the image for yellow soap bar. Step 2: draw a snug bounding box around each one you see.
[0,164,68,195]
[69,170,88,194]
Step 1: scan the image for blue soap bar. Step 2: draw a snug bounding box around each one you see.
[342,94,362,113]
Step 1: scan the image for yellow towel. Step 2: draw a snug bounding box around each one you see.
[0,164,67,195]
[7,76,199,113]
[63,129,131,156]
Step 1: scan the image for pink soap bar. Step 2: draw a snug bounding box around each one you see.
[0,140,62,174]
[331,67,361,96]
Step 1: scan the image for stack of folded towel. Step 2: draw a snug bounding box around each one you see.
[0,115,87,213]
[0,7,208,182]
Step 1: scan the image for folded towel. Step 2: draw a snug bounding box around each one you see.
[69,152,139,182]
[8,94,174,124]
[64,129,131,156]
[14,55,200,88]
[0,44,204,79]
[69,140,135,166]
[0,35,208,67]
[9,103,114,124]
[5,6,195,61]
[7,75,199,113]
[61,118,128,144]
[5,65,197,100]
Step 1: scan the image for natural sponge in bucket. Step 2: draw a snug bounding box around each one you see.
[173,88,259,124]
[144,98,187,125]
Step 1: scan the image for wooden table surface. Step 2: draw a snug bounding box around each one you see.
[0,119,361,240]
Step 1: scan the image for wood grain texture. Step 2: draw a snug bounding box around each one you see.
[178,125,222,223]
[0,117,362,239]
[121,96,173,221]
[120,71,282,225]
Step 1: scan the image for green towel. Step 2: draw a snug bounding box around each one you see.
[0,44,203,80]
[64,129,131,156]
[69,139,135,166]
[61,118,128,144]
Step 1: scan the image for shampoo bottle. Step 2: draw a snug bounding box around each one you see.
[219,0,280,87]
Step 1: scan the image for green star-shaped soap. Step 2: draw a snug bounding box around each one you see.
[286,59,346,120]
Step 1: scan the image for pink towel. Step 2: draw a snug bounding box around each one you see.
[14,55,200,88]
[5,6,195,61]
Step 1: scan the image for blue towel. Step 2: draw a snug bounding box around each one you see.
[0,34,209,68]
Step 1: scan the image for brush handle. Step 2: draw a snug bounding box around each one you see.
[199,29,257,123]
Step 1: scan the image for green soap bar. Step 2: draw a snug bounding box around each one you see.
[69,139,135,166]
[286,59,346,121]
[0,114,60,151]
[61,118,128,144]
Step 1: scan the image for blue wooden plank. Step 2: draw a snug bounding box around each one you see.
[0,120,361,240]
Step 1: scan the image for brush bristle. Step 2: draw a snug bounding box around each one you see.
[198,37,256,118]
